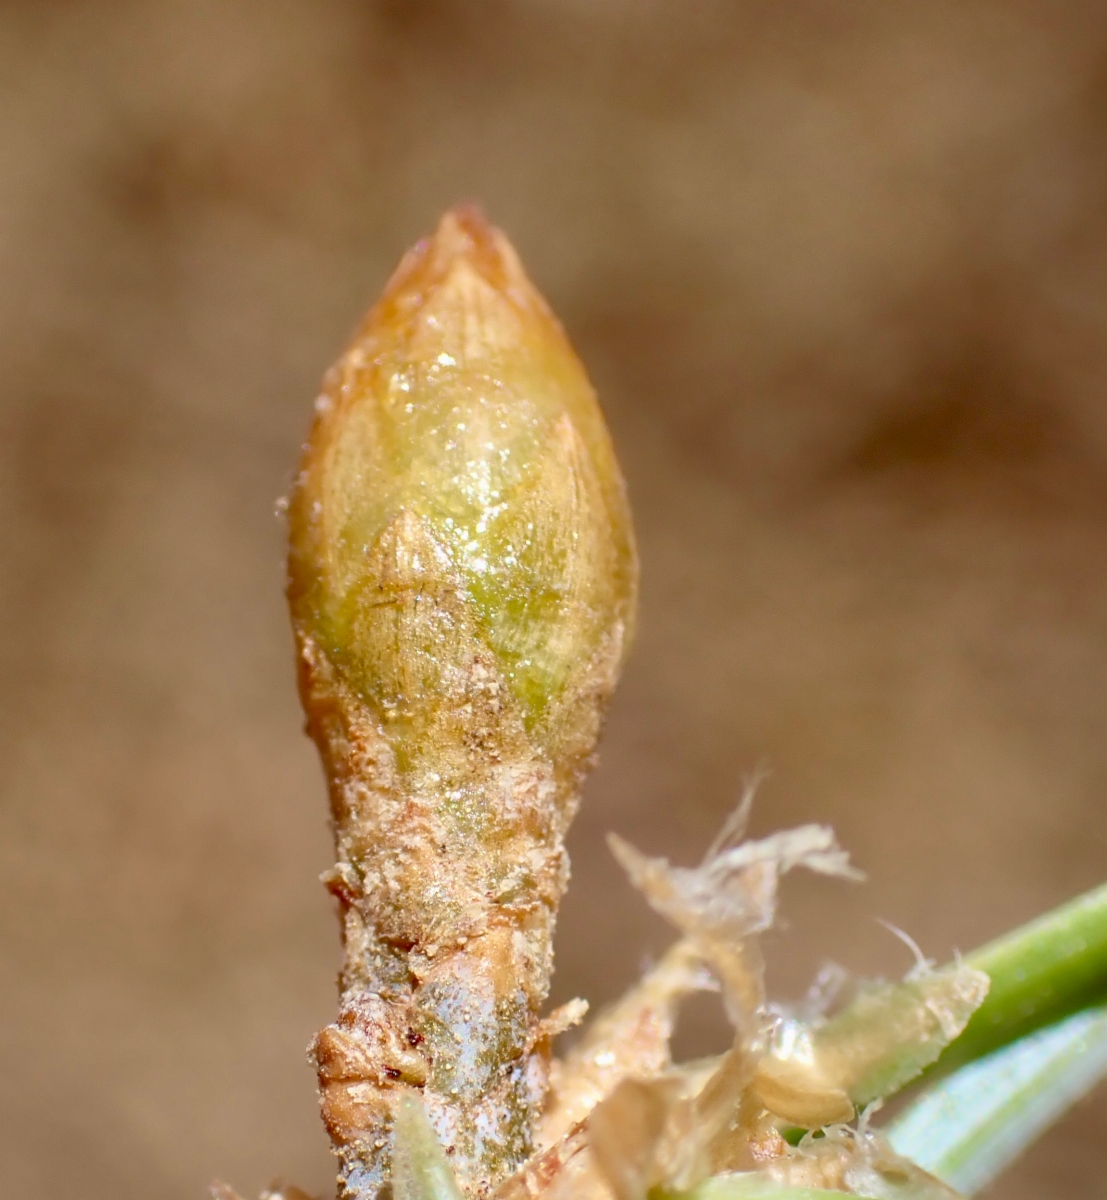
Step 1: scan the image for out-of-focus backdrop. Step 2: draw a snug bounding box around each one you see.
[4,2,1107,1197]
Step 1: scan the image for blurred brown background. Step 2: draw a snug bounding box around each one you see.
[4,2,1107,1197]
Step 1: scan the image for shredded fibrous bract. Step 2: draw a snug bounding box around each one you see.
[570,818,980,1199]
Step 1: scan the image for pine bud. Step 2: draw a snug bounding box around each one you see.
[287,208,637,1197]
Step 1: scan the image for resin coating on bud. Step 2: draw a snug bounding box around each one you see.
[288,208,637,1198]
[289,206,635,745]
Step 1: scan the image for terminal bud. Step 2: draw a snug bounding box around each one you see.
[287,208,637,1197]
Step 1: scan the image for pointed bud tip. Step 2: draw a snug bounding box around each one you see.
[378,204,541,329]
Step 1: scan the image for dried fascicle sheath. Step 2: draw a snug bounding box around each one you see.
[751,963,990,1125]
[537,938,713,1151]
[607,818,864,1042]
[287,208,637,1198]
[758,1123,966,1198]
[582,815,987,1200]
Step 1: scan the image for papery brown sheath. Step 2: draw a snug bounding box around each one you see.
[286,208,637,1198]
